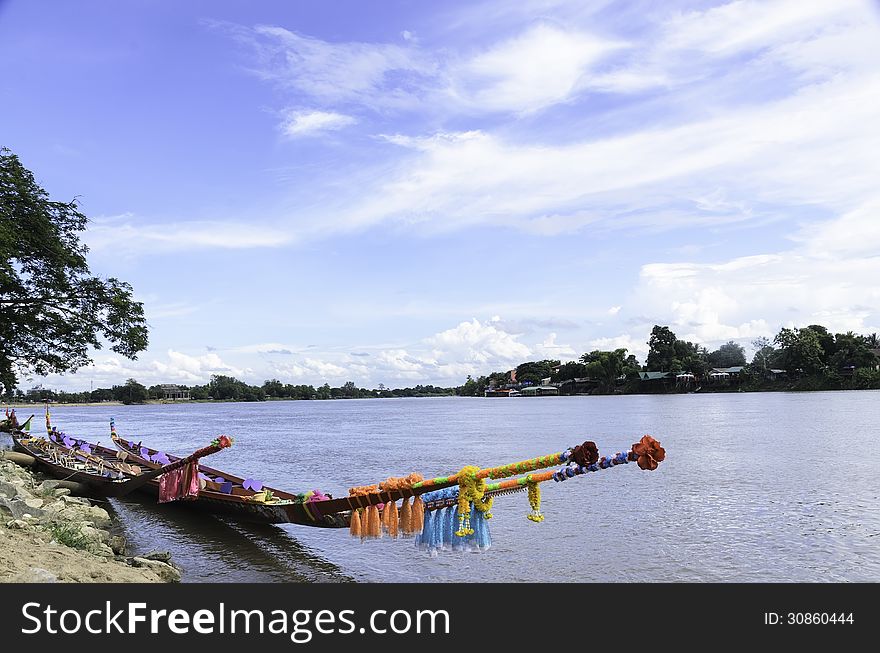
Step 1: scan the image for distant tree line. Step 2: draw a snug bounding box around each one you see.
[456,324,880,395]
[2,375,455,404]
[5,323,878,404]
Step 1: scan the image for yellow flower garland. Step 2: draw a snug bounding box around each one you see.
[526,478,544,523]
[455,465,494,536]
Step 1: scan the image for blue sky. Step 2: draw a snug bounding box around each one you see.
[2,0,879,390]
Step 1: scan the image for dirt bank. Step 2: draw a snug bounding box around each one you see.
[0,453,180,583]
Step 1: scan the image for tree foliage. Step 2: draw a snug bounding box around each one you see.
[0,148,148,392]
[707,341,747,368]
[515,360,560,385]
[645,325,708,374]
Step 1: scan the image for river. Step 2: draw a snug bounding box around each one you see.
[12,392,880,582]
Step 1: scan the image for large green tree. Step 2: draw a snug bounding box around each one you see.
[515,360,560,385]
[645,325,708,374]
[645,325,677,371]
[707,341,747,368]
[582,349,632,393]
[0,148,148,392]
[773,327,824,375]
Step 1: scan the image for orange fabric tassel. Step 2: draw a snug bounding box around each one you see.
[387,501,399,538]
[381,502,392,531]
[399,497,413,535]
[412,495,424,533]
[367,504,382,538]
[350,509,361,538]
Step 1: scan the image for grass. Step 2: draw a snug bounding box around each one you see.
[47,521,94,552]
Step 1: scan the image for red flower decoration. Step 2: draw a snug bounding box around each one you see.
[571,441,599,466]
[216,434,233,448]
[630,435,665,471]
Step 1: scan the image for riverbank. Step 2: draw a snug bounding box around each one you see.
[0,451,180,583]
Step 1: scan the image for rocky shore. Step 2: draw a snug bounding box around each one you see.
[0,451,181,583]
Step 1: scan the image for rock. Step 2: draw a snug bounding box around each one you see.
[79,524,103,543]
[6,518,31,530]
[130,557,181,583]
[60,495,92,507]
[86,506,111,526]
[0,479,23,499]
[53,488,71,497]
[96,543,115,558]
[142,550,172,563]
[0,496,45,520]
[11,568,58,583]
[23,497,44,510]
[109,535,127,555]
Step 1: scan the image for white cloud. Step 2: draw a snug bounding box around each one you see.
[269,358,349,382]
[426,318,532,365]
[631,203,880,346]
[232,24,435,109]
[347,67,879,236]
[450,23,625,113]
[281,110,356,137]
[39,349,251,390]
[86,217,291,254]
[533,332,576,359]
[607,306,621,316]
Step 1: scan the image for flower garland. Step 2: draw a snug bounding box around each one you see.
[378,472,424,491]
[629,435,666,470]
[211,434,234,449]
[455,465,493,536]
[526,477,544,523]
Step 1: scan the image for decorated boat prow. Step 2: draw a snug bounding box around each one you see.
[111,409,666,552]
[12,429,234,498]
[1,406,33,433]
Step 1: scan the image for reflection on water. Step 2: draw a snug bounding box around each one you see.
[22,392,880,582]
[107,494,352,583]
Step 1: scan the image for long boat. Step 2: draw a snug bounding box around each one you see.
[29,407,667,550]
[31,411,349,527]
[10,430,231,498]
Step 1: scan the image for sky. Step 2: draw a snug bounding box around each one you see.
[2,0,879,391]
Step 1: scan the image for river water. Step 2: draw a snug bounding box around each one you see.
[13,392,880,582]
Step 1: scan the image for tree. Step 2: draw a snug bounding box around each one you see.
[0,148,148,392]
[262,378,284,398]
[774,327,824,375]
[645,326,677,371]
[583,349,629,393]
[751,337,774,373]
[830,332,876,370]
[707,341,747,368]
[646,326,708,374]
[552,361,587,382]
[805,325,835,364]
[114,378,147,405]
[515,360,559,385]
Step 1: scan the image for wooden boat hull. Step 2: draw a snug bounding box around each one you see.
[15,430,347,527]
[111,433,349,527]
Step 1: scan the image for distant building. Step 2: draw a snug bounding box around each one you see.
[520,385,558,396]
[160,384,190,400]
[635,371,673,381]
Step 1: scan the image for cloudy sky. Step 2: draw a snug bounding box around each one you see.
[2,0,879,390]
